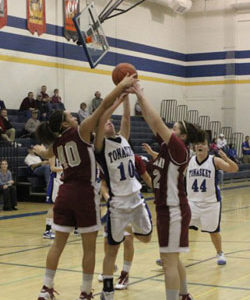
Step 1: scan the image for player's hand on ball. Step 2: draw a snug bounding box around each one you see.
[119,73,138,89]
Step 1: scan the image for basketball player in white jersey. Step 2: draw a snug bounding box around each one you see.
[95,94,152,300]
[187,137,238,265]
[43,156,63,239]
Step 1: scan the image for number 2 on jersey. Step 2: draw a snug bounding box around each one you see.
[192,179,207,192]
[117,159,135,181]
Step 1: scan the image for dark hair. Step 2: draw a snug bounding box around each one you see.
[178,121,206,145]
[36,110,65,145]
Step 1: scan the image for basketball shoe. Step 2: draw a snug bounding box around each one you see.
[180,293,193,300]
[43,230,55,239]
[217,252,226,265]
[115,271,129,290]
[77,291,93,300]
[38,285,58,300]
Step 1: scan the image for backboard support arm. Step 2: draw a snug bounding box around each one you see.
[99,0,146,23]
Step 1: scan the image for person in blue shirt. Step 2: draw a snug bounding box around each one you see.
[242,136,250,163]
[0,160,17,211]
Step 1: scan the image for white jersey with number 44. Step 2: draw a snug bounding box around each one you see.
[186,155,221,203]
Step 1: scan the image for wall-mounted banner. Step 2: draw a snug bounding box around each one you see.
[64,0,79,41]
[27,0,46,35]
[0,0,7,29]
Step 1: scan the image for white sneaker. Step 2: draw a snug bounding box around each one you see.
[98,274,104,282]
[43,230,55,239]
[37,285,58,300]
[115,271,129,290]
[100,291,114,300]
[217,252,226,265]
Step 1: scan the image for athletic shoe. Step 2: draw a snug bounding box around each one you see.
[217,252,226,265]
[100,291,114,300]
[98,265,118,282]
[180,294,193,300]
[43,230,55,239]
[74,228,79,235]
[115,271,129,290]
[38,285,58,300]
[155,258,163,266]
[77,291,93,300]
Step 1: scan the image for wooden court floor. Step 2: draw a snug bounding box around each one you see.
[1,185,250,300]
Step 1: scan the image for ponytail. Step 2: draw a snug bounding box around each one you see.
[178,121,206,145]
[36,110,64,145]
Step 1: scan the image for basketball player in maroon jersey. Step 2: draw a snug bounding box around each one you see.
[33,74,138,300]
[128,83,205,300]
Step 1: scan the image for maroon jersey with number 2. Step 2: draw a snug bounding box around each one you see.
[152,133,191,253]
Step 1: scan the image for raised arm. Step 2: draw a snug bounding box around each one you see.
[95,94,127,153]
[119,95,130,140]
[129,83,172,145]
[142,143,158,160]
[214,150,239,173]
[80,74,137,143]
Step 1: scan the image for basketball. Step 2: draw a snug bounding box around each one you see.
[112,63,138,85]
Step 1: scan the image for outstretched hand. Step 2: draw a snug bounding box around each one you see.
[119,73,138,89]
[218,149,228,161]
[126,82,144,98]
[142,143,153,154]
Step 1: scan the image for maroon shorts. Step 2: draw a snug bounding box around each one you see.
[53,182,100,232]
[156,203,191,253]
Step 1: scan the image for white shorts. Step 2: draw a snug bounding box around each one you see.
[189,201,221,233]
[107,195,152,245]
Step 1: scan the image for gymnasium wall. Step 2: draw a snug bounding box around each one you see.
[0,0,186,115]
[1,0,249,135]
[186,0,250,135]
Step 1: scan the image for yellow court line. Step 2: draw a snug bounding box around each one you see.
[1,53,250,86]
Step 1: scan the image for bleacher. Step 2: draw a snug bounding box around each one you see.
[1,106,250,203]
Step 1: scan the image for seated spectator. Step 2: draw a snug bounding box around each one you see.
[24,146,50,189]
[40,85,49,99]
[0,109,15,142]
[78,102,89,123]
[19,92,36,120]
[0,160,17,211]
[0,99,6,110]
[227,144,240,164]
[89,91,103,113]
[217,133,227,150]
[210,138,218,154]
[135,100,142,116]
[242,136,250,163]
[49,89,65,112]
[35,94,48,121]
[24,110,40,138]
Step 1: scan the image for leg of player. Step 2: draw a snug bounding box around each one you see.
[209,232,226,265]
[77,231,98,300]
[43,207,55,239]
[115,234,134,290]
[101,244,120,300]
[38,231,70,300]
[161,253,192,300]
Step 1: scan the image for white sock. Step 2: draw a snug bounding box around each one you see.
[180,279,188,295]
[46,218,53,225]
[123,261,132,273]
[166,289,179,300]
[43,269,56,288]
[82,273,93,294]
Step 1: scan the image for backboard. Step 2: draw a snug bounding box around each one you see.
[73,2,109,68]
